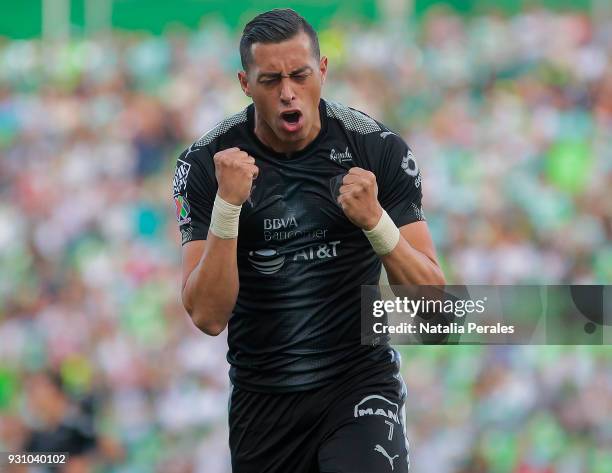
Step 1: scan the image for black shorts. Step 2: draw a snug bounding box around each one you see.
[228,352,410,473]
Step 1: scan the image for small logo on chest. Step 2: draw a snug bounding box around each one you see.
[330,146,353,164]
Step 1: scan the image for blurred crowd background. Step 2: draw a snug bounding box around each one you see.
[0,0,611,472]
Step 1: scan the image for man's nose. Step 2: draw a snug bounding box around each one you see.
[279,77,295,104]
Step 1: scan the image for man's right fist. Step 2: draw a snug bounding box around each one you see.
[213,147,259,205]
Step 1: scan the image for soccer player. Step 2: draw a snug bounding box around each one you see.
[173,9,445,473]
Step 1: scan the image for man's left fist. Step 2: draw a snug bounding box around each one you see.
[337,167,383,230]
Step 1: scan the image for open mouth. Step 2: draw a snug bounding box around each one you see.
[281,110,302,124]
[279,110,303,133]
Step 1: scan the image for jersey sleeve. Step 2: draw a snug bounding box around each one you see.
[373,132,425,228]
[172,147,217,245]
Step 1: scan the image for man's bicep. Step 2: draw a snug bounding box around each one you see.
[181,239,206,295]
[399,221,440,268]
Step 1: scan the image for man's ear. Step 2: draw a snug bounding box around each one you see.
[238,70,251,97]
[319,56,328,84]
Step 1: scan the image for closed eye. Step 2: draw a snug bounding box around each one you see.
[257,70,312,85]
[291,72,311,82]
[259,76,280,85]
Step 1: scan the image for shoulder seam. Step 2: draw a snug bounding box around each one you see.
[186,108,248,157]
[325,100,382,135]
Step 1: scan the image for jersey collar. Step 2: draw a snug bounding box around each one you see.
[247,98,328,160]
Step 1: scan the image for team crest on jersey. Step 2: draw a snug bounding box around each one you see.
[173,159,191,196]
[174,194,191,225]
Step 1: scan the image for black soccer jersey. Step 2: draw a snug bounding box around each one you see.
[172,99,425,392]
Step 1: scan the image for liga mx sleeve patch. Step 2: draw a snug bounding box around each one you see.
[173,158,193,225]
[174,194,191,225]
[171,148,217,246]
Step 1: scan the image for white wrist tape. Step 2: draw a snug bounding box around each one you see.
[363,210,400,256]
[209,194,242,239]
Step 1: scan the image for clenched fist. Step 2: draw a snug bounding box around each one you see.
[213,147,259,205]
[337,167,383,230]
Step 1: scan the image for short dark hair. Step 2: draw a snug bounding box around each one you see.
[239,9,320,71]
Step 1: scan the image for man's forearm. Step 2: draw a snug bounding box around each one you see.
[182,234,239,335]
[381,237,446,286]
[179,146,258,336]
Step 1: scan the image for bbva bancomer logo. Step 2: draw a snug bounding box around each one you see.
[263,217,298,230]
